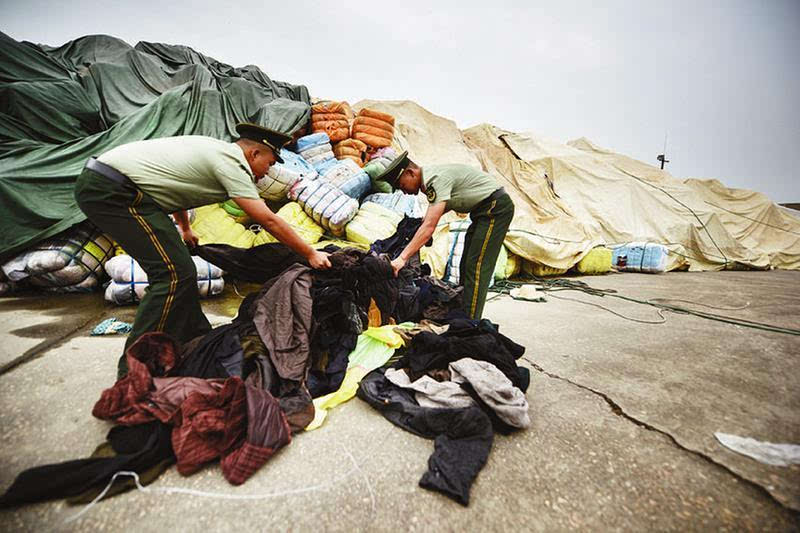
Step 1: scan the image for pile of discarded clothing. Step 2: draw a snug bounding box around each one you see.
[0,221,530,508]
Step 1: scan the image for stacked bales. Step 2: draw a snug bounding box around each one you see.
[311,101,352,143]
[191,205,257,248]
[0,222,114,293]
[105,254,224,305]
[296,132,335,172]
[256,148,318,201]
[319,158,371,200]
[345,202,403,245]
[288,178,359,237]
[363,147,398,193]
[333,138,368,167]
[352,108,395,149]
[253,202,324,246]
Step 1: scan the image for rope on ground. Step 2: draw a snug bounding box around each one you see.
[63,442,375,525]
[489,277,800,336]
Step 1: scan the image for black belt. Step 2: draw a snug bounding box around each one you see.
[85,157,136,188]
[472,187,507,211]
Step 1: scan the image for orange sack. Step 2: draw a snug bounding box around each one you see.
[312,124,349,142]
[357,108,395,126]
[353,131,392,148]
[352,115,394,134]
[311,113,349,124]
[351,123,394,141]
[333,139,367,166]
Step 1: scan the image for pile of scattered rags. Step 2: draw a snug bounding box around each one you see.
[0,221,531,508]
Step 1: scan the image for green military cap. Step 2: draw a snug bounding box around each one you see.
[235,122,292,164]
[378,150,410,189]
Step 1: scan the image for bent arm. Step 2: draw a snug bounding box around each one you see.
[172,210,192,232]
[398,202,447,261]
[233,197,316,259]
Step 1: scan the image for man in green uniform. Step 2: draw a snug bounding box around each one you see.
[382,152,515,320]
[74,123,331,378]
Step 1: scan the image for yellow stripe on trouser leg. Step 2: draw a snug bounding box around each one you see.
[470,200,496,317]
[127,192,178,332]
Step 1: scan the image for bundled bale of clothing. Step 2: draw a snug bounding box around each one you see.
[352,108,395,149]
[256,149,318,201]
[0,222,114,293]
[296,132,336,171]
[191,205,257,249]
[362,190,423,218]
[318,158,371,200]
[104,254,224,305]
[444,218,471,285]
[333,138,368,167]
[310,101,352,143]
[252,202,324,246]
[345,202,403,246]
[288,178,360,237]
[363,147,399,193]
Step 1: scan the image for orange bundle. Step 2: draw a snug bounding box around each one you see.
[311,101,351,142]
[333,138,368,167]
[352,108,395,148]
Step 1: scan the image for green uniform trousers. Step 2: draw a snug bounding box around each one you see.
[459,191,515,319]
[74,168,212,378]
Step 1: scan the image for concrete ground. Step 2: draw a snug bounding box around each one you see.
[0,270,798,531]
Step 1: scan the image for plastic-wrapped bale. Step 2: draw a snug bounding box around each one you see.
[443,218,471,285]
[288,178,359,237]
[1,222,114,293]
[352,108,395,149]
[575,246,612,274]
[363,147,398,193]
[296,132,335,171]
[522,260,568,277]
[333,138,368,167]
[345,202,403,245]
[612,242,668,273]
[191,205,256,249]
[319,159,371,200]
[252,202,324,246]
[257,149,318,201]
[362,190,423,218]
[311,101,352,142]
[104,255,224,305]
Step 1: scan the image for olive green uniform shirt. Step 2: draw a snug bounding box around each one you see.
[98,136,260,213]
[421,164,499,212]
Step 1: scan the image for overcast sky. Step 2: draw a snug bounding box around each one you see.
[4,0,798,201]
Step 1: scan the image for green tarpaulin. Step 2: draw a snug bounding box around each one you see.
[0,32,311,261]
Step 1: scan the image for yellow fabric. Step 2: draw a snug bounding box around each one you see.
[506,250,521,278]
[523,260,568,277]
[306,325,407,431]
[191,204,256,248]
[252,202,323,246]
[575,246,612,274]
[345,202,402,245]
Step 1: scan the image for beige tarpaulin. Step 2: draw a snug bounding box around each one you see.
[350,100,799,272]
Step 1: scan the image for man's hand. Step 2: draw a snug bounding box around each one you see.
[307,250,331,270]
[390,256,406,277]
[181,228,199,248]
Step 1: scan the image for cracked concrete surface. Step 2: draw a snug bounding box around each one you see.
[0,270,798,531]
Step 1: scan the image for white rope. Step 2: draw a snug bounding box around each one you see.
[63,442,375,525]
